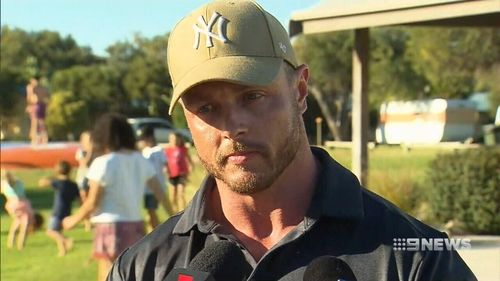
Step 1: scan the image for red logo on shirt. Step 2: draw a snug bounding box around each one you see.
[178,274,194,281]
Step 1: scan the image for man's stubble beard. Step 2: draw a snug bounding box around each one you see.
[198,105,304,195]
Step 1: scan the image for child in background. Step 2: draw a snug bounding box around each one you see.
[39,160,80,256]
[75,131,92,195]
[26,76,49,145]
[138,126,173,229]
[62,113,170,281]
[75,130,93,231]
[1,170,42,250]
[164,132,192,212]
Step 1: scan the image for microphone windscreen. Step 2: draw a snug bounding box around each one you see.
[188,240,252,281]
[303,256,356,281]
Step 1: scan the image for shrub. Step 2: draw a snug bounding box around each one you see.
[368,170,421,216]
[426,147,500,234]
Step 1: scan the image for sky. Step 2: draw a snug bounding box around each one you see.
[1,0,319,56]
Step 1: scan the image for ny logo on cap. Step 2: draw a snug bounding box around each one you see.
[193,12,229,49]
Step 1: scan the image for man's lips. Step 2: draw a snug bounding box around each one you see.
[226,151,259,164]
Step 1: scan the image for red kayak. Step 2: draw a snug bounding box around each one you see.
[0,142,79,169]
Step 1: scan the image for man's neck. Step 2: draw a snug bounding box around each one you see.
[210,144,318,261]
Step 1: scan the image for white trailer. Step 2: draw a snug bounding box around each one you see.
[376,99,479,144]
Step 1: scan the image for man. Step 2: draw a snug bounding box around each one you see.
[107,1,476,280]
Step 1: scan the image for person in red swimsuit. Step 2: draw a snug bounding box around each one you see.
[164,132,192,212]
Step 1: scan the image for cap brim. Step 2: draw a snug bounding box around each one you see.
[168,56,283,115]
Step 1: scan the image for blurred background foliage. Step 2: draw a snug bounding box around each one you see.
[1,25,499,140]
[295,27,500,141]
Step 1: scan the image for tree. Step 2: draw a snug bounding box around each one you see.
[0,27,32,78]
[294,31,353,140]
[46,91,90,140]
[476,64,500,118]
[471,29,500,118]
[294,29,426,140]
[105,34,185,127]
[406,27,500,99]
[293,27,500,141]
[0,69,24,118]
[1,26,100,137]
[0,27,35,123]
[31,30,98,76]
[1,26,98,78]
[370,28,428,107]
[51,65,119,122]
[122,35,172,117]
[0,68,27,139]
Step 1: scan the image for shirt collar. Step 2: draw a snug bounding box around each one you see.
[172,176,215,235]
[172,147,364,235]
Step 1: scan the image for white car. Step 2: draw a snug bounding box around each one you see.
[127,117,191,144]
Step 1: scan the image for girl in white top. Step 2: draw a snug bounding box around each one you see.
[62,113,170,281]
[137,125,173,229]
[74,130,92,231]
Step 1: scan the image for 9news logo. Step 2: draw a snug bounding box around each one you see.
[393,238,471,251]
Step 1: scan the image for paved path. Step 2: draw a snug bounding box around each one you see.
[456,236,500,281]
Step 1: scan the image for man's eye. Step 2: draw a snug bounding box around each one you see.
[197,104,214,114]
[244,92,263,101]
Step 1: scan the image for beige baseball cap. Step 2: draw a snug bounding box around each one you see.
[167,0,298,114]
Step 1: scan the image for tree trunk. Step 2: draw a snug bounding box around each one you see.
[308,84,343,141]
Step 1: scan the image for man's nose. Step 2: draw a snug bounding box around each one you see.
[221,107,249,140]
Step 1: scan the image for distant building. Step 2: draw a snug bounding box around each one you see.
[376,98,480,144]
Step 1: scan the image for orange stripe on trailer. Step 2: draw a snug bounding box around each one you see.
[380,112,446,123]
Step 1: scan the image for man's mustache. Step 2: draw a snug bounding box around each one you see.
[216,141,267,165]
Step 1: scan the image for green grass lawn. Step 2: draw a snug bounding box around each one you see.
[1,168,96,281]
[1,145,452,280]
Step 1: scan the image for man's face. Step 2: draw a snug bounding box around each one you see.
[181,65,305,195]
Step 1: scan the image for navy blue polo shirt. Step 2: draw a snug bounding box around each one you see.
[107,147,476,281]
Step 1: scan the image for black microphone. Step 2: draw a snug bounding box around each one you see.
[164,240,252,281]
[303,256,357,281]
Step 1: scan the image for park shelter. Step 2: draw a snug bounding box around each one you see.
[289,0,500,185]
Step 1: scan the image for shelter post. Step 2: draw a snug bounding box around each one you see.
[352,28,369,185]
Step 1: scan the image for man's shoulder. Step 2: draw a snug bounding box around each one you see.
[360,187,445,239]
[311,147,444,238]
[109,212,192,281]
[119,212,186,264]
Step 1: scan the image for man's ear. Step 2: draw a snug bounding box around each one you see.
[295,64,309,114]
